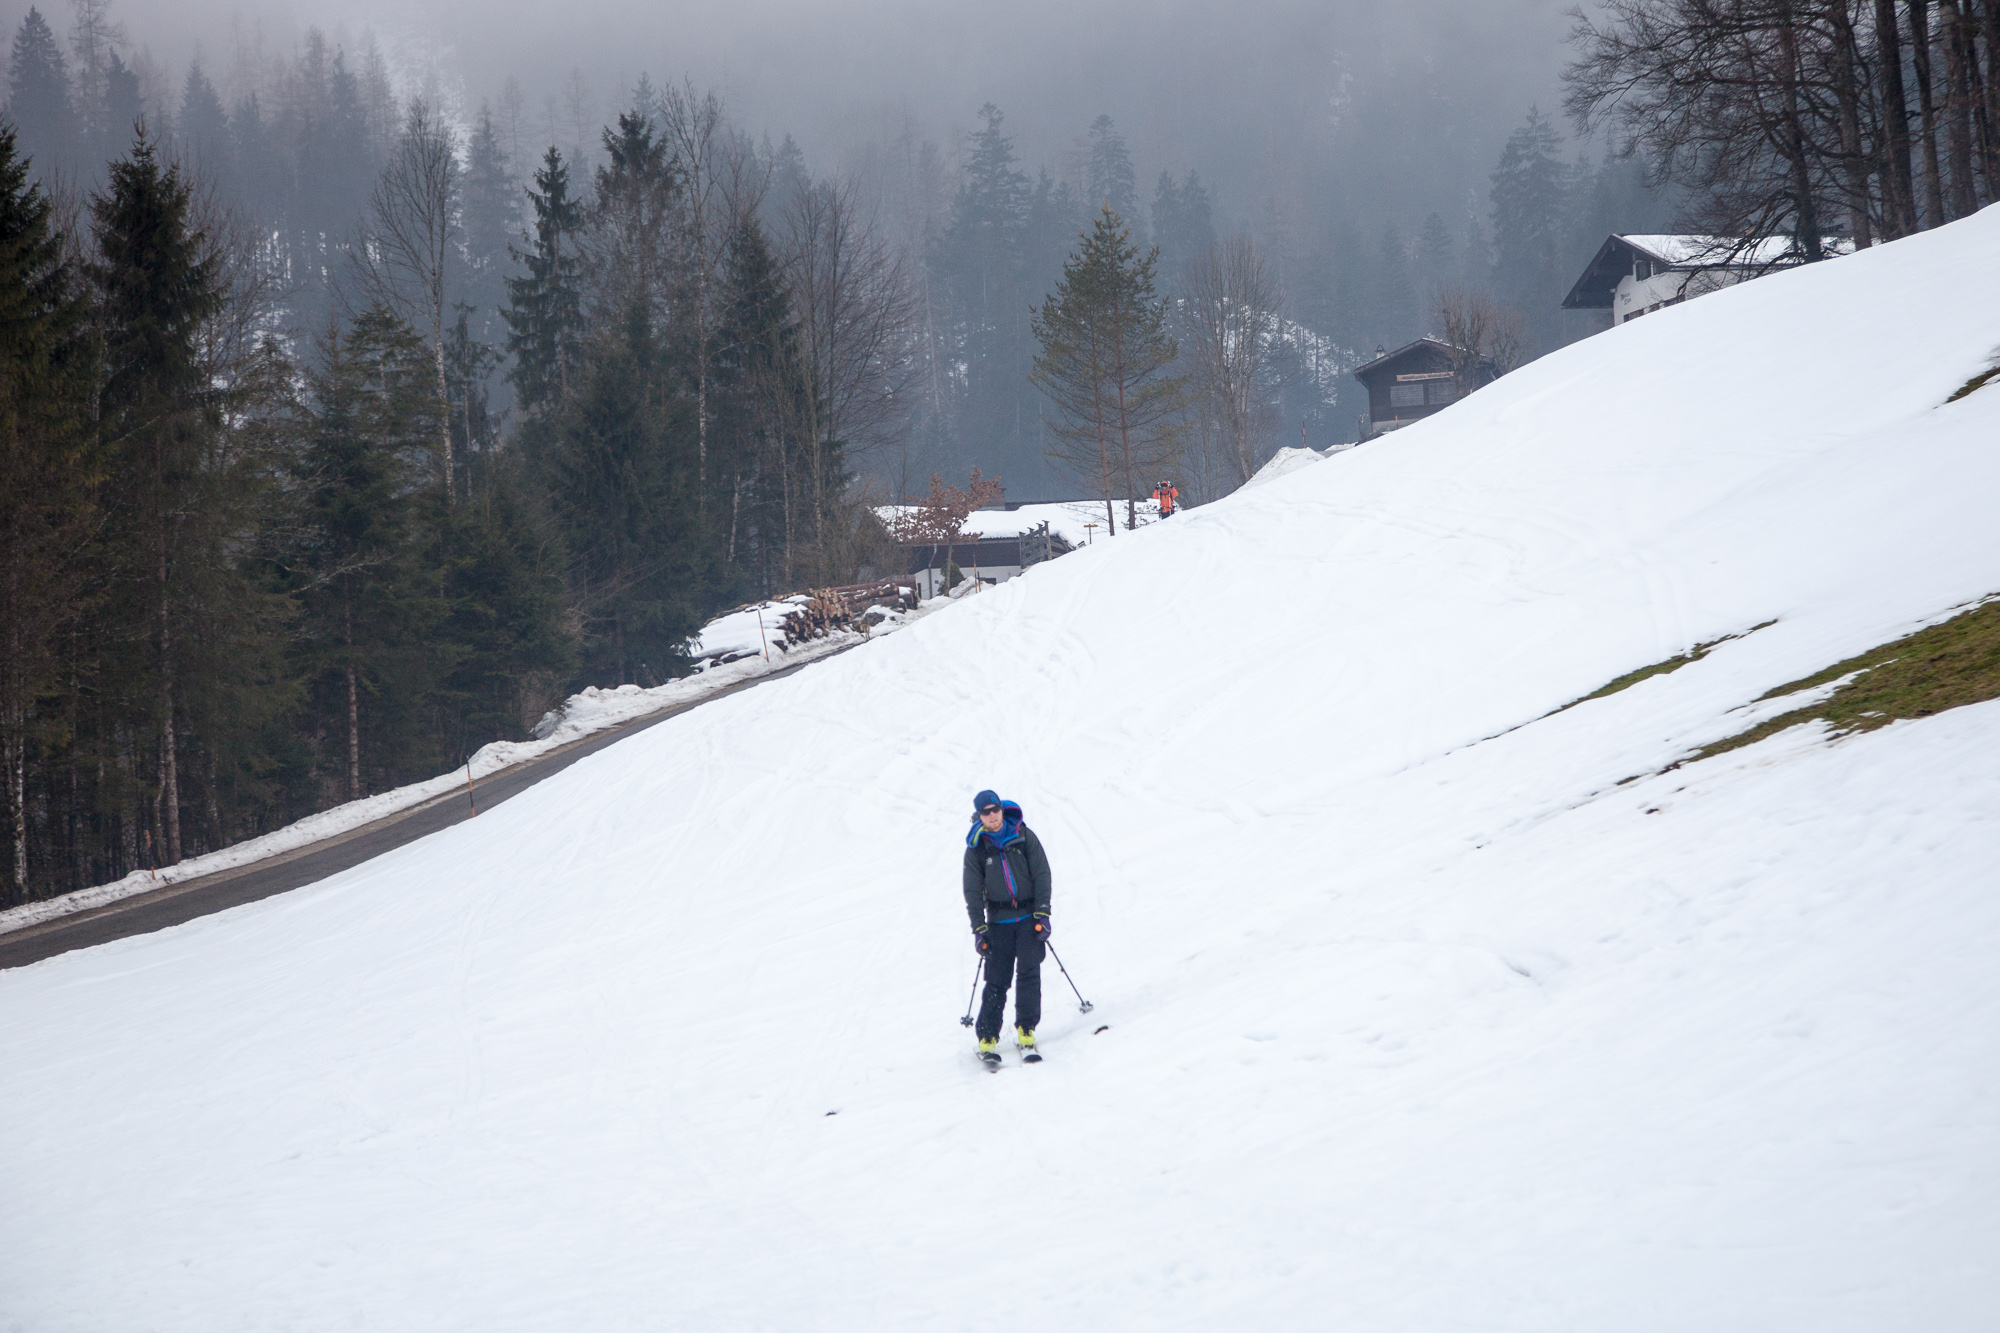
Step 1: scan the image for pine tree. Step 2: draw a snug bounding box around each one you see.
[1030,204,1184,532]
[287,307,439,803]
[1024,168,1086,302]
[712,214,805,593]
[89,127,226,866]
[546,312,700,687]
[1084,114,1139,234]
[6,8,76,179]
[436,467,574,750]
[102,50,141,145]
[1415,211,1456,302]
[1151,170,1215,283]
[1489,107,1571,356]
[933,103,1034,483]
[0,124,91,902]
[1365,221,1416,348]
[459,105,516,339]
[505,147,585,412]
[177,62,230,196]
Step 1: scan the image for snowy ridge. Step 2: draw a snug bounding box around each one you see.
[3,209,1998,1330]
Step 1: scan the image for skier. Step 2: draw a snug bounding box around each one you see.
[963,789,1052,1065]
[1153,479,1180,519]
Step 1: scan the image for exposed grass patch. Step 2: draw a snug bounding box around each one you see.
[1945,356,2000,404]
[1554,620,1778,715]
[1690,596,2000,762]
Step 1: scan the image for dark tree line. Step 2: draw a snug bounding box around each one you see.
[1566,0,2000,254]
[0,68,923,906]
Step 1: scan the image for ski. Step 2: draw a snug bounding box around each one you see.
[978,1051,1003,1071]
[1020,1048,1042,1064]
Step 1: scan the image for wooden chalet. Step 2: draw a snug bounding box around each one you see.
[1352,337,1494,441]
[1563,234,1814,328]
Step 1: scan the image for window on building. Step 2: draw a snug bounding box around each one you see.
[1635,259,1652,281]
[1389,382,1425,409]
[1426,380,1456,405]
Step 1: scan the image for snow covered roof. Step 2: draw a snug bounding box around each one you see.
[1351,337,1475,381]
[1563,233,1841,309]
[877,499,1161,547]
[1618,234,1809,267]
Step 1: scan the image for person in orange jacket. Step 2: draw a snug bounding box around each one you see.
[1153,479,1180,519]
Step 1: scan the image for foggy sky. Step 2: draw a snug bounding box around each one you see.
[9,0,1586,235]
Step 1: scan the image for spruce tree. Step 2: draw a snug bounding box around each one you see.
[1415,212,1456,301]
[287,307,442,803]
[1366,221,1417,349]
[712,214,805,592]
[933,103,1033,484]
[89,128,225,866]
[1150,170,1215,284]
[6,8,75,178]
[460,105,515,335]
[1030,204,1184,532]
[177,62,230,195]
[505,147,585,412]
[1489,107,1571,355]
[1084,114,1140,234]
[0,124,90,902]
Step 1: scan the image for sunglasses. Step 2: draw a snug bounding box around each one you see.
[977,805,1002,816]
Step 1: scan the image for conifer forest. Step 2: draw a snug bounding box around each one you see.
[2,0,1995,904]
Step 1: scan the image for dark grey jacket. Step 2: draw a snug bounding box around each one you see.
[961,804,1052,930]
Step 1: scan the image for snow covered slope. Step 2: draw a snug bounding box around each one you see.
[5,210,1999,1331]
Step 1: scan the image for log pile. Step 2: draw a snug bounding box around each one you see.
[779,591,856,647]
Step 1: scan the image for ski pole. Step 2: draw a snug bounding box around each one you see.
[959,958,984,1027]
[1046,943,1094,1013]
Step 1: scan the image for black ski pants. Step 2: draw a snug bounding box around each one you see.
[976,917,1043,1041]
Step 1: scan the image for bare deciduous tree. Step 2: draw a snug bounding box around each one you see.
[1435,284,1527,390]
[660,80,729,511]
[357,97,458,501]
[779,176,922,577]
[1178,235,1287,490]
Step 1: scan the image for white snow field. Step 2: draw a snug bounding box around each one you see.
[5,209,2000,1332]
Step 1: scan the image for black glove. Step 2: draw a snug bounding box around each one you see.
[973,925,991,956]
[1032,913,1051,942]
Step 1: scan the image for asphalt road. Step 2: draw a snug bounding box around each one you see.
[0,652,847,972]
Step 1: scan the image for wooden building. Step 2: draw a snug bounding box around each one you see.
[1352,338,1494,441]
[1562,234,1815,328]
[903,522,1069,598]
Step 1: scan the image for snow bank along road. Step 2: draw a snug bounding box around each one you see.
[0,652,848,972]
[4,208,1999,1331]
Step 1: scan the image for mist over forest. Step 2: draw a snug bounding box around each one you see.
[2,0,1667,495]
[16,0,1992,901]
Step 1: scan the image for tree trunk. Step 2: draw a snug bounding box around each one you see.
[344,600,360,800]
[158,552,181,866]
[1830,1,1877,244]
[1912,0,1950,222]
[1776,3,1827,258]
[1943,1,1981,213]
[1878,0,1920,235]
[6,727,25,903]
[1984,0,2000,201]
[435,319,454,505]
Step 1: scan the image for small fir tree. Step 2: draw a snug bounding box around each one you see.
[1030,204,1185,533]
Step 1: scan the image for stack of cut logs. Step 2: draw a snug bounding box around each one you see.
[776,582,918,647]
[778,591,854,647]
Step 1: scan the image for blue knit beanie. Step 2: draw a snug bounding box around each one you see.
[973,789,1002,812]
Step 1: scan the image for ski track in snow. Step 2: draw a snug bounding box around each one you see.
[2,211,2000,1329]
